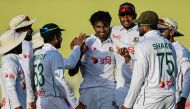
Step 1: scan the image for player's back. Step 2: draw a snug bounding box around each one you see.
[34,46,65,98]
[135,30,177,103]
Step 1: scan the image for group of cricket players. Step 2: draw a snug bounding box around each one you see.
[0,2,190,109]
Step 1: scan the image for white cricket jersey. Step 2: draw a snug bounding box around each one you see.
[173,41,190,100]
[110,25,141,87]
[19,40,35,103]
[124,30,177,108]
[34,43,80,108]
[80,34,116,89]
[1,54,26,109]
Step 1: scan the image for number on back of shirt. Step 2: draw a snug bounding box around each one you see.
[34,63,45,87]
[157,52,175,76]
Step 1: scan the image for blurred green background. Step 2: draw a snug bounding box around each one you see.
[0,0,190,99]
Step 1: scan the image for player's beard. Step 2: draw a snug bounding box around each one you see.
[139,29,145,36]
[55,43,61,49]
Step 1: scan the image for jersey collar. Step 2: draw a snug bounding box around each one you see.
[42,43,57,51]
[143,30,160,39]
[120,24,138,32]
[172,41,180,47]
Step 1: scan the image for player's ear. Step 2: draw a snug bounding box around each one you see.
[144,25,150,32]
[170,30,175,36]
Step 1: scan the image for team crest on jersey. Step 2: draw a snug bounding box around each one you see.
[109,47,114,52]
[133,37,139,43]
[112,34,121,40]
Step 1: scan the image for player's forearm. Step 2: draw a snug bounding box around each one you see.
[61,80,79,108]
[123,46,147,108]
[21,60,35,102]
[54,70,79,108]
[68,61,81,76]
[123,76,144,108]
[65,46,81,69]
[4,75,21,108]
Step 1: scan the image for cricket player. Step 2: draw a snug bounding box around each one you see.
[69,11,116,109]
[0,29,27,109]
[110,2,142,108]
[122,11,177,109]
[158,18,190,109]
[9,15,37,109]
[34,23,86,109]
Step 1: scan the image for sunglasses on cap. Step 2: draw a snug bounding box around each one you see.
[119,6,135,16]
[40,27,61,34]
[158,28,170,33]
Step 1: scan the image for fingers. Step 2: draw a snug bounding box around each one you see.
[72,33,88,47]
[118,47,129,56]
[70,37,77,49]
[78,33,88,42]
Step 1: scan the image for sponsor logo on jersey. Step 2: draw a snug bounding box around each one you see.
[160,80,173,88]
[35,88,45,97]
[112,34,121,40]
[127,46,135,54]
[100,56,112,64]
[4,73,16,79]
[91,56,112,64]
[22,54,31,58]
[91,56,98,64]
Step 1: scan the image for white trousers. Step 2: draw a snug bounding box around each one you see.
[133,95,175,109]
[36,96,69,109]
[79,87,117,109]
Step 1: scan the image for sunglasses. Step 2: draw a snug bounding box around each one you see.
[158,28,170,33]
[119,5,135,16]
[40,27,59,34]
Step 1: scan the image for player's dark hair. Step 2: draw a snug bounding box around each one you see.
[149,25,158,30]
[41,30,60,43]
[89,11,112,27]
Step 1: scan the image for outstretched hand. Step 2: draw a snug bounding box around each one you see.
[70,33,88,49]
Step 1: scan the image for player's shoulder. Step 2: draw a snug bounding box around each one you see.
[173,42,188,51]
[2,54,19,70]
[173,42,190,58]
[43,50,62,62]
[48,50,61,57]
[111,25,123,30]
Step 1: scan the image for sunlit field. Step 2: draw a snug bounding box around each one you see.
[0,0,190,107]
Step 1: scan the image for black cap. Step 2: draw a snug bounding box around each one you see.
[119,2,136,16]
[132,10,159,25]
[40,23,65,34]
